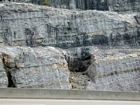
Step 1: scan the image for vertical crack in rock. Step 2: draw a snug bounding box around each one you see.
[2,53,16,87]
[25,27,37,47]
[7,70,16,87]
[134,15,140,24]
[60,46,97,72]
[3,27,12,46]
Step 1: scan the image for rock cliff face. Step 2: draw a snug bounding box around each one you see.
[86,50,140,91]
[0,53,8,88]
[0,46,71,89]
[69,49,140,91]
[0,2,139,91]
[14,0,140,12]
[0,2,140,71]
[75,0,140,12]
[0,3,139,47]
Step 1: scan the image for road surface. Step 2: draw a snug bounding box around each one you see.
[0,99,140,105]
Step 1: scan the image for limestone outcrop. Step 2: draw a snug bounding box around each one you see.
[0,53,8,88]
[0,46,71,89]
[0,2,139,91]
[69,49,140,91]
[86,53,140,91]
[0,3,139,48]
[0,3,140,72]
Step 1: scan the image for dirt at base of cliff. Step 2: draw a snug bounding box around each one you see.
[70,72,90,90]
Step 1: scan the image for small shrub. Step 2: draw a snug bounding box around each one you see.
[42,0,49,6]
[67,26,72,30]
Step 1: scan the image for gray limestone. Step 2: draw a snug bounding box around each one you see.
[0,46,71,89]
[0,2,139,72]
[0,3,139,48]
[10,0,140,12]
[69,49,140,91]
[0,53,8,88]
[0,2,139,91]
[85,50,140,91]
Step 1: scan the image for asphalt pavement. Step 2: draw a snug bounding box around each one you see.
[0,99,140,105]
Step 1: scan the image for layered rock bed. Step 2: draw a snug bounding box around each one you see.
[0,2,139,91]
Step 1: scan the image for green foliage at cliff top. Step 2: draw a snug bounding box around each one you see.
[42,0,49,6]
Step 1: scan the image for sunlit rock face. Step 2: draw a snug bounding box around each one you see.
[0,2,140,91]
[0,2,140,72]
[86,51,140,91]
[0,3,139,47]
[0,46,71,89]
[0,3,139,71]
[69,48,140,91]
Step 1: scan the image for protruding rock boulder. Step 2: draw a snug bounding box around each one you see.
[0,46,71,89]
[86,51,140,91]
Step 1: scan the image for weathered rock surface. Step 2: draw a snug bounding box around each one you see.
[0,46,71,89]
[0,3,139,48]
[85,49,140,91]
[59,46,98,72]
[108,0,140,12]
[0,52,8,88]
[0,2,140,71]
[0,2,140,91]
[68,49,140,91]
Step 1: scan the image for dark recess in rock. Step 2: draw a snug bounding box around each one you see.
[2,57,15,87]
